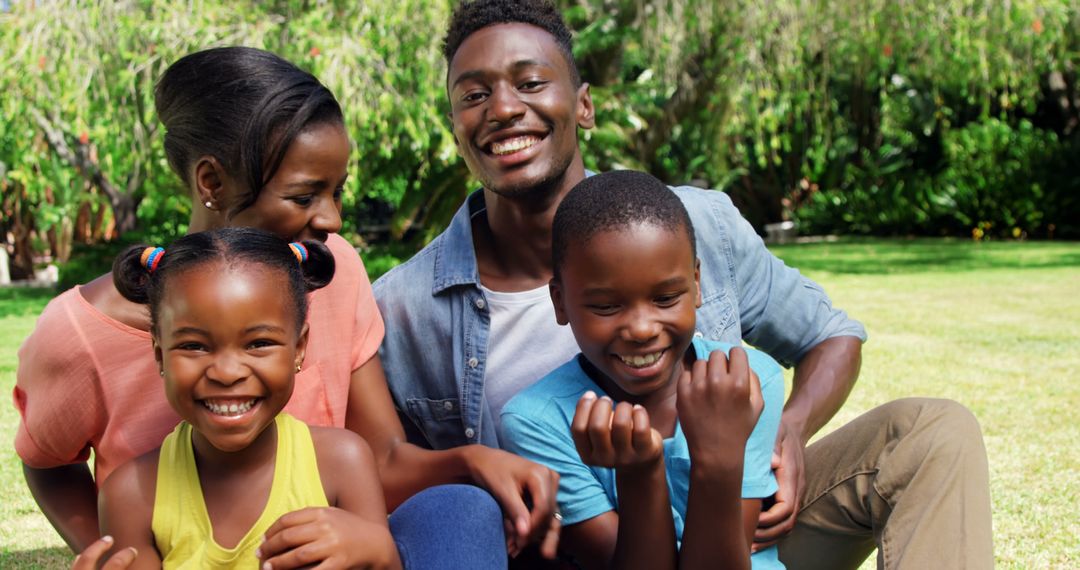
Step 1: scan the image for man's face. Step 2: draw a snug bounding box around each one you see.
[447,23,594,199]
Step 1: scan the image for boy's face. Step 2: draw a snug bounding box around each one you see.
[447,23,594,199]
[551,222,701,401]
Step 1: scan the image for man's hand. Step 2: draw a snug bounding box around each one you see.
[71,536,137,570]
[571,391,665,469]
[258,507,399,569]
[460,445,561,559]
[677,347,763,469]
[753,420,806,551]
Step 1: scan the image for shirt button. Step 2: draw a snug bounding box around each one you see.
[443,401,454,411]
[475,298,486,310]
[468,357,479,368]
[464,427,475,439]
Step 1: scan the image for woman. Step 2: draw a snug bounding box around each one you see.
[15,46,559,567]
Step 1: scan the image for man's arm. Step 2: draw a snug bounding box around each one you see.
[24,463,100,553]
[755,336,861,547]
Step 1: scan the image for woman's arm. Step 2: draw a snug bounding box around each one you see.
[345,355,560,555]
[23,463,100,553]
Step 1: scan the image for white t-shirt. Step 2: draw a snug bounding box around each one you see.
[480,284,581,436]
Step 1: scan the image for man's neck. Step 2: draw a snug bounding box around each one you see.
[473,161,587,291]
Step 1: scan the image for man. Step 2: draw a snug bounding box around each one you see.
[373,1,992,567]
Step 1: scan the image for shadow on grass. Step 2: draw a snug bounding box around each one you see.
[0,546,71,569]
[768,238,1080,275]
[0,287,56,318]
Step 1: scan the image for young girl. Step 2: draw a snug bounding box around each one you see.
[97,226,400,569]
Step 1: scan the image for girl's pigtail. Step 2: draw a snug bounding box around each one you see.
[112,244,156,304]
[296,239,335,292]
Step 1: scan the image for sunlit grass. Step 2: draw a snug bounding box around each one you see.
[2,239,1078,568]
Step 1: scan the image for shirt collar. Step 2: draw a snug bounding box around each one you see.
[431,190,486,294]
[431,170,598,295]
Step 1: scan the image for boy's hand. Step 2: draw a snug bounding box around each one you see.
[71,536,137,570]
[258,507,398,570]
[677,347,764,468]
[571,391,664,469]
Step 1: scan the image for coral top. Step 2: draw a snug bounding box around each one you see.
[12,234,384,486]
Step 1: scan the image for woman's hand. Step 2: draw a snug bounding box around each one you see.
[460,445,561,559]
[571,392,664,469]
[258,507,400,570]
[71,536,137,570]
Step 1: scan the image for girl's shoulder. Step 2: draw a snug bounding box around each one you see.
[99,448,160,527]
[307,426,376,502]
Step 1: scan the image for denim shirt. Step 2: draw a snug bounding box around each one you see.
[372,183,867,450]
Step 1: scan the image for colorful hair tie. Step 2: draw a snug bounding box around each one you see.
[288,242,308,264]
[140,247,165,273]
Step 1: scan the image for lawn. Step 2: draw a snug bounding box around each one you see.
[2,238,1078,568]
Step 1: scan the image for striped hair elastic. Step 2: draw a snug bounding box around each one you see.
[140,247,165,273]
[288,242,308,264]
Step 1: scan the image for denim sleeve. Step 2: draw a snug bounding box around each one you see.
[709,191,866,366]
[500,413,614,526]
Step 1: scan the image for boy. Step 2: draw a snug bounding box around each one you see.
[500,170,784,570]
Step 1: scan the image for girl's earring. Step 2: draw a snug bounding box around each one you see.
[295,363,302,373]
[159,370,164,377]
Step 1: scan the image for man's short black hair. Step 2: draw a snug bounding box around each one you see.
[552,170,697,279]
[443,0,582,86]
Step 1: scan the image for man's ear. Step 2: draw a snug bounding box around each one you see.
[550,279,570,326]
[694,258,703,308]
[294,322,310,371]
[576,82,595,130]
[193,156,228,210]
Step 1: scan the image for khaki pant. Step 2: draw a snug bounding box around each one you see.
[777,398,994,570]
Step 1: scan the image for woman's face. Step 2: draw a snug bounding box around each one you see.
[227,122,350,242]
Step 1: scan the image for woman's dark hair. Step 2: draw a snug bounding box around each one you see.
[113,227,335,333]
[154,46,344,217]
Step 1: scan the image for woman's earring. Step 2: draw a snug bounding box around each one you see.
[204,200,214,209]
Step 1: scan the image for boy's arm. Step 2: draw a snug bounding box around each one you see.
[97,455,162,570]
[258,427,401,570]
[676,348,764,570]
[563,394,678,570]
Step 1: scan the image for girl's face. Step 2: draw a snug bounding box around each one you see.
[153,261,307,453]
[227,122,350,242]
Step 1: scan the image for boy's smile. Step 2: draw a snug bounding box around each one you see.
[552,222,701,406]
[154,262,306,454]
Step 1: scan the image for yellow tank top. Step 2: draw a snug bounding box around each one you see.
[152,413,329,569]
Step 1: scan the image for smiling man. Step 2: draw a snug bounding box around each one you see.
[373,1,993,568]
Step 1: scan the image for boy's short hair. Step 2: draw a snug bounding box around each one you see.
[443,0,582,86]
[552,170,697,279]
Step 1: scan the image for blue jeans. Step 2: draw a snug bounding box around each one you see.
[389,484,507,569]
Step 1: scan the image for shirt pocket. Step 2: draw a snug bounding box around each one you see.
[695,290,738,341]
[284,363,334,426]
[405,397,468,448]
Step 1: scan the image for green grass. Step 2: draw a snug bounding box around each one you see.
[2,239,1078,568]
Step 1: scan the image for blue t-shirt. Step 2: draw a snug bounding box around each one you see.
[500,337,785,569]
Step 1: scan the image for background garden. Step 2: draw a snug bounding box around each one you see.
[1,0,1078,568]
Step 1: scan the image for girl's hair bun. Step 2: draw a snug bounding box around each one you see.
[296,239,335,292]
[112,244,156,304]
